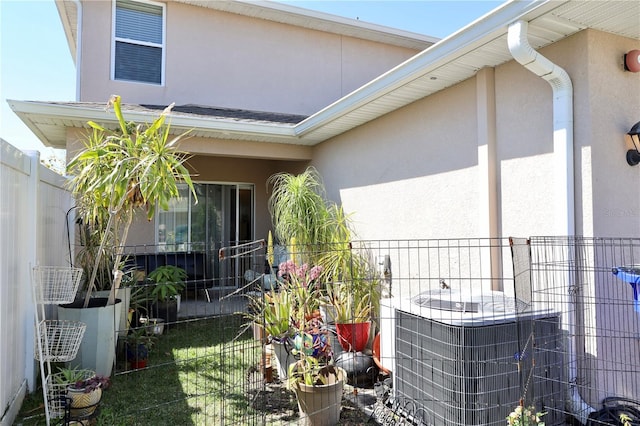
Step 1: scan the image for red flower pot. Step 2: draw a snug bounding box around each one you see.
[336,321,371,352]
[129,359,147,370]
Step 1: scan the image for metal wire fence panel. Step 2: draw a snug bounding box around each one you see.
[529,236,640,426]
[97,237,640,426]
[370,238,564,426]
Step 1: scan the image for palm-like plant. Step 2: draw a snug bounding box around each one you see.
[268,167,381,318]
[68,95,196,308]
[267,167,335,264]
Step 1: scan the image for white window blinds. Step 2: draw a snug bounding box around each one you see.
[114,0,164,84]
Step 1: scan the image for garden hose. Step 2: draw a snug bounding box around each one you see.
[586,397,640,425]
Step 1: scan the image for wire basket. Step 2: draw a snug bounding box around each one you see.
[34,320,86,362]
[46,370,96,419]
[32,266,83,304]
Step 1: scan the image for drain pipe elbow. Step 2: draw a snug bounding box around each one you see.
[508,20,575,237]
[508,20,592,425]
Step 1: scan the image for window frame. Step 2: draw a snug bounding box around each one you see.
[155,182,255,250]
[111,0,166,85]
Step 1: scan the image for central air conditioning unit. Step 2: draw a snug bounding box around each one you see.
[379,288,564,426]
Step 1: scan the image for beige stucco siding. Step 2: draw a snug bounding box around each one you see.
[312,79,480,240]
[310,29,640,406]
[313,29,640,242]
[495,47,555,238]
[579,30,640,238]
[124,155,299,246]
[77,0,419,115]
[66,126,308,245]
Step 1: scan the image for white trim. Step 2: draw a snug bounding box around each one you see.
[111,0,166,86]
[294,0,559,137]
[7,100,298,139]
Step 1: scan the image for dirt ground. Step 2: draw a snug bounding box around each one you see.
[248,368,380,425]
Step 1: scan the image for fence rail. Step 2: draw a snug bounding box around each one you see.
[1,140,73,425]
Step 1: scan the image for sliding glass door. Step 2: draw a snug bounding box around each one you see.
[156,183,254,288]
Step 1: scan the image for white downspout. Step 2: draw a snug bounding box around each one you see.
[508,21,594,424]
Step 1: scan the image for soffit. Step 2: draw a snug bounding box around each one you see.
[295,0,640,144]
[176,0,438,49]
[28,0,640,150]
[54,0,78,62]
[55,0,436,55]
[7,101,306,150]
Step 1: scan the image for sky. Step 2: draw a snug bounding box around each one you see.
[0,0,502,156]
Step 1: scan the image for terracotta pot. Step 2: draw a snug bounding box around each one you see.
[335,321,371,352]
[372,333,390,375]
[304,309,321,321]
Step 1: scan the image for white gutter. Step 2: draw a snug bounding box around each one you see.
[508,20,593,424]
[8,100,298,137]
[295,0,558,138]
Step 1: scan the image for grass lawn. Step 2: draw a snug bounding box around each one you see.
[17,315,264,425]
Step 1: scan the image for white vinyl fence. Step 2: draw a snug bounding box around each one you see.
[0,140,73,425]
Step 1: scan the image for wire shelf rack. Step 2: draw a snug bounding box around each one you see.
[34,320,87,362]
[32,266,83,305]
[45,370,97,419]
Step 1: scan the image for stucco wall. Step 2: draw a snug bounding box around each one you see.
[578,30,640,237]
[312,29,640,241]
[309,31,640,405]
[312,78,480,240]
[123,156,307,246]
[77,0,419,115]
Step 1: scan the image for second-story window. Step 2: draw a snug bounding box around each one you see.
[113,0,164,85]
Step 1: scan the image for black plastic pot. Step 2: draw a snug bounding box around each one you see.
[151,298,178,328]
[335,351,378,388]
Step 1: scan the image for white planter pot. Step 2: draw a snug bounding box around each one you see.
[95,287,131,339]
[270,340,295,380]
[57,298,122,377]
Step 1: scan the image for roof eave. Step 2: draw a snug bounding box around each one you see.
[55,0,77,64]
[294,0,561,139]
[57,0,437,55]
[7,100,302,149]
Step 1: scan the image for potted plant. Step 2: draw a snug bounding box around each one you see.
[124,327,156,370]
[245,288,295,379]
[267,167,335,266]
[59,95,195,376]
[277,260,323,320]
[506,403,546,426]
[147,265,187,328]
[329,281,373,352]
[287,320,345,426]
[53,367,110,419]
[267,167,380,314]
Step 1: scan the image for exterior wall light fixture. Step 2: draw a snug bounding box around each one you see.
[624,49,640,72]
[626,121,640,166]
